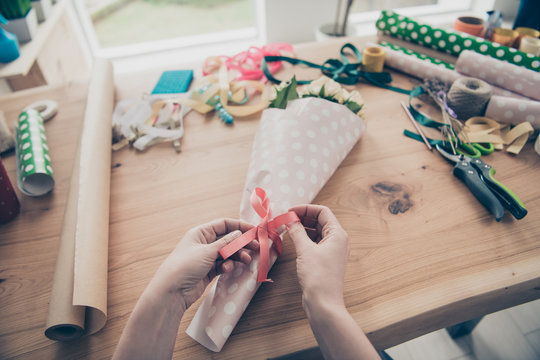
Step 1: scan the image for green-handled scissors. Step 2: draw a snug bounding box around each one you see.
[436,144,527,221]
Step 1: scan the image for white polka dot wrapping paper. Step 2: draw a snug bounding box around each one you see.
[370,43,530,100]
[14,109,55,196]
[456,50,540,102]
[186,97,367,352]
[485,96,540,130]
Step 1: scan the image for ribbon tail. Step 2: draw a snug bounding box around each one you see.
[257,225,271,283]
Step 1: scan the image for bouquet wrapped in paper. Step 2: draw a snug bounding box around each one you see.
[186,76,367,351]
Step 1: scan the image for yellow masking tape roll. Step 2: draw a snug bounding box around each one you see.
[362,46,386,73]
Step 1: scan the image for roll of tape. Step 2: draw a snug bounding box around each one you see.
[519,37,540,56]
[447,77,493,120]
[362,46,386,72]
[24,100,58,122]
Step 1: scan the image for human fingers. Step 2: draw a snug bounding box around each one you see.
[195,218,253,244]
[212,230,243,250]
[286,221,312,255]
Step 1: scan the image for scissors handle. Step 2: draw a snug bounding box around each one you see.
[469,158,528,220]
[453,160,505,221]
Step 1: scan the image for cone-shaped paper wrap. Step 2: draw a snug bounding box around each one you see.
[186,96,366,351]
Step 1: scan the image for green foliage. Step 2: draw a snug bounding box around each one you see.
[142,0,243,8]
[269,76,299,110]
[0,0,31,19]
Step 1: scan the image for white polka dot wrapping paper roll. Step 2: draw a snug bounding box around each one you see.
[368,43,529,100]
[374,42,461,84]
[485,96,540,130]
[186,97,367,352]
[15,109,55,196]
[456,50,540,102]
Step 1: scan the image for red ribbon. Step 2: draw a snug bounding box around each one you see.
[203,43,294,82]
[219,187,299,282]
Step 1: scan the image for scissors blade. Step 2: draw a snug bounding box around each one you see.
[435,144,463,164]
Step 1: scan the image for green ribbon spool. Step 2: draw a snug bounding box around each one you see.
[15,109,55,196]
[376,10,540,72]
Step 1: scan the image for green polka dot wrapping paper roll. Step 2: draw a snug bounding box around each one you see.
[376,10,540,72]
[15,109,55,196]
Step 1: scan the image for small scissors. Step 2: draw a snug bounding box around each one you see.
[436,145,527,221]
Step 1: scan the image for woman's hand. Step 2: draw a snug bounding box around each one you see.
[287,205,349,307]
[149,218,256,312]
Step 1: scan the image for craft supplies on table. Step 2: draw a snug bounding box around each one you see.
[376,10,540,72]
[45,58,114,341]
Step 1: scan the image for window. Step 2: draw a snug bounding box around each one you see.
[75,0,257,57]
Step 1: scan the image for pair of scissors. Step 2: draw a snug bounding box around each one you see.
[435,144,527,221]
[444,140,494,158]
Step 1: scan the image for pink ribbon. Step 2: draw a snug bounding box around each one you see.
[203,43,294,82]
[219,187,299,282]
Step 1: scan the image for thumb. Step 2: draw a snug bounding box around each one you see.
[287,221,311,255]
[212,230,242,250]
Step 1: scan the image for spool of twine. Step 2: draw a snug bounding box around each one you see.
[447,77,493,121]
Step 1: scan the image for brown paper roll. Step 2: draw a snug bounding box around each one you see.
[45,58,114,341]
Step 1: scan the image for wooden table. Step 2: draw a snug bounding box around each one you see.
[1,39,539,359]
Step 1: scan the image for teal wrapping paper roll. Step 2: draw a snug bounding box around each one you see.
[15,109,54,196]
[376,10,540,72]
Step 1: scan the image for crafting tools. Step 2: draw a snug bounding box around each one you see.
[435,144,527,221]
[401,101,432,150]
[151,70,193,95]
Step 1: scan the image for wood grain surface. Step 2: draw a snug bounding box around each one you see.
[0,38,539,359]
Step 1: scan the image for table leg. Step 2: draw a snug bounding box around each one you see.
[446,317,483,338]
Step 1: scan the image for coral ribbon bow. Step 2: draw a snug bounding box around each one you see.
[219,187,299,282]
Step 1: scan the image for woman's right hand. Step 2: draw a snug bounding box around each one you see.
[287,204,349,308]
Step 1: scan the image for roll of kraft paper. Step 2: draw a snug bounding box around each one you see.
[376,10,540,72]
[456,50,540,101]
[485,96,540,129]
[15,109,55,196]
[45,58,114,341]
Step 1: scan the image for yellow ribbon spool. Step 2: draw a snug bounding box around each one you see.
[362,46,386,73]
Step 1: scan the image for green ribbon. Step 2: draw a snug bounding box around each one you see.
[262,43,411,95]
[376,10,540,72]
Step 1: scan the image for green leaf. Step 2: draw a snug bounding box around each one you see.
[268,76,299,109]
[343,100,363,114]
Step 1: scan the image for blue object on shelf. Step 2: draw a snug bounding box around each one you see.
[151,70,193,94]
[0,14,20,63]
